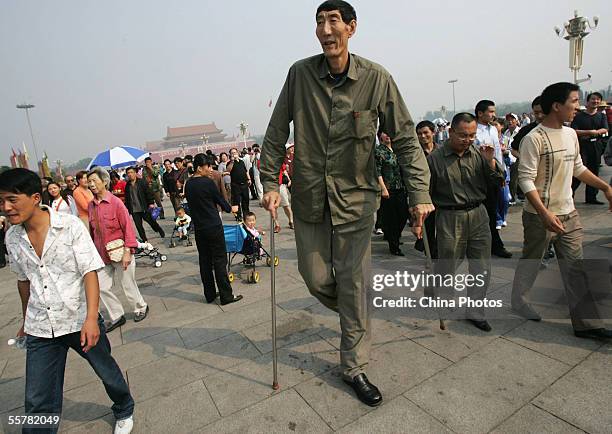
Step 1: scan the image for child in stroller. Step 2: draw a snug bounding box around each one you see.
[169,206,193,247]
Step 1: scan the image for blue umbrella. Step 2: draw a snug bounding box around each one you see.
[87,146,150,170]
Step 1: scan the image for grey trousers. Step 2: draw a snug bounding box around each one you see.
[294,207,373,379]
[511,210,603,331]
[435,204,491,321]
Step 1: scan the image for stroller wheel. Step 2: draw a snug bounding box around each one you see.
[169,241,175,248]
[186,241,193,247]
[253,271,260,283]
[274,256,279,266]
[154,260,162,268]
[160,255,167,261]
[266,257,271,267]
[228,272,235,283]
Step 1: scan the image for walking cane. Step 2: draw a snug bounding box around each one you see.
[270,214,280,390]
[421,224,446,330]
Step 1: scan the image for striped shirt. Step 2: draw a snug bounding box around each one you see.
[518,125,586,215]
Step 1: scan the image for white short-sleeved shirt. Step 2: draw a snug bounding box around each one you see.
[6,206,105,338]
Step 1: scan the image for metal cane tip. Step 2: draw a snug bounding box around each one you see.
[272,382,280,390]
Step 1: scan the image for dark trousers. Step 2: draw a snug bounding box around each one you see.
[572,141,601,202]
[194,228,234,303]
[415,210,438,259]
[132,211,163,242]
[231,183,250,220]
[380,190,408,252]
[152,190,165,218]
[485,186,505,252]
[509,160,523,201]
[0,228,5,266]
[24,316,133,434]
[169,192,181,214]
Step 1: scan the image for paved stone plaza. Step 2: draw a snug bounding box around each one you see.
[1,174,611,433]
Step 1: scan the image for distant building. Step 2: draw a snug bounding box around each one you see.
[144,122,227,152]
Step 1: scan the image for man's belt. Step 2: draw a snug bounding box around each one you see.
[438,202,482,211]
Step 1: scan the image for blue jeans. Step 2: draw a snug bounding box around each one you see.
[24,315,133,434]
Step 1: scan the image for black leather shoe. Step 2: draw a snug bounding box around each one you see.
[105,315,126,333]
[492,248,512,258]
[134,305,150,322]
[343,374,383,407]
[511,304,542,321]
[574,328,612,339]
[159,228,166,238]
[467,319,492,332]
[220,295,243,305]
[390,249,405,256]
[585,200,604,205]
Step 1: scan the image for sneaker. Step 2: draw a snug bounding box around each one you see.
[374,228,383,235]
[501,221,507,227]
[495,225,502,230]
[114,415,134,434]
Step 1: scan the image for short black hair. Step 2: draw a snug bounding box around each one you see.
[163,158,172,164]
[184,154,193,162]
[451,112,476,129]
[587,92,603,102]
[144,156,152,162]
[416,120,436,133]
[193,153,212,169]
[173,157,183,164]
[177,206,185,213]
[126,166,137,173]
[531,96,542,108]
[0,168,43,196]
[244,211,256,220]
[540,82,580,115]
[475,100,495,117]
[316,0,356,24]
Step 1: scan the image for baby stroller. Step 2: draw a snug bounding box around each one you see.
[224,224,279,284]
[169,222,193,248]
[134,241,167,268]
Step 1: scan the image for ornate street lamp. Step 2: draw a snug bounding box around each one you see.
[554,10,599,84]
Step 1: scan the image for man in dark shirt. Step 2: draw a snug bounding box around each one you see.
[571,92,609,204]
[172,157,189,197]
[428,113,504,332]
[227,147,251,220]
[124,167,165,242]
[162,159,180,214]
[185,154,242,305]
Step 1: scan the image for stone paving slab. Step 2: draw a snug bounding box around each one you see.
[405,338,571,433]
[203,335,337,417]
[490,404,584,434]
[532,347,612,433]
[295,338,451,430]
[336,395,453,434]
[199,389,331,433]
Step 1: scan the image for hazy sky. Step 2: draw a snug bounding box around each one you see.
[2,0,611,166]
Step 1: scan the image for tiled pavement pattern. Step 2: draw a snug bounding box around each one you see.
[1,172,610,433]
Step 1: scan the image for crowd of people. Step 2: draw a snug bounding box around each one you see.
[1,1,612,431]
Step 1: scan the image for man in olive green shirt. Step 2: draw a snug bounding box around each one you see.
[260,0,432,407]
[428,113,504,332]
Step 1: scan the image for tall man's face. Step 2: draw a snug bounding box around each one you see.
[449,120,477,153]
[127,169,137,182]
[315,10,356,62]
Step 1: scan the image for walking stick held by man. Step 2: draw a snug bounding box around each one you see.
[269,213,280,390]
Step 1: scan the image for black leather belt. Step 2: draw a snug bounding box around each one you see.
[438,202,482,211]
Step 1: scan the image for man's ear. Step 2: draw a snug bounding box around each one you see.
[348,19,357,38]
[32,192,42,206]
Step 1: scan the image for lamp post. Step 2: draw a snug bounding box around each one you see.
[448,80,458,116]
[16,103,41,169]
[554,10,599,84]
[238,121,249,148]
